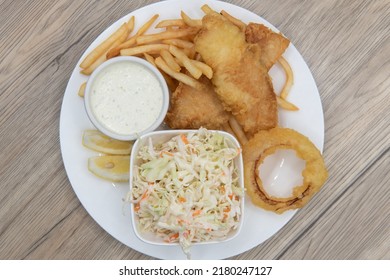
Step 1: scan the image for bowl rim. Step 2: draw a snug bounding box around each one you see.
[83,56,169,141]
[128,129,245,247]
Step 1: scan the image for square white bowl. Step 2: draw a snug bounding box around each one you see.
[129,129,245,247]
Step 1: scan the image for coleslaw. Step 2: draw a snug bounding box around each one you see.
[128,128,243,258]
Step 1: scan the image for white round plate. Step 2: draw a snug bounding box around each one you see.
[60,0,324,259]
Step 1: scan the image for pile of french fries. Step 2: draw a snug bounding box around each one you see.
[77,4,298,144]
[78,6,216,92]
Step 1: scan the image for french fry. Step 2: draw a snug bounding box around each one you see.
[155,57,203,90]
[201,4,215,14]
[120,44,169,56]
[180,11,202,27]
[136,28,199,45]
[190,60,213,79]
[78,82,87,97]
[177,55,213,79]
[136,14,159,36]
[80,23,128,69]
[163,73,179,93]
[276,96,299,111]
[143,53,156,66]
[127,16,135,33]
[136,14,160,36]
[278,56,294,100]
[162,38,194,49]
[156,19,186,28]
[169,45,202,79]
[228,116,248,145]
[143,53,178,92]
[82,31,128,75]
[222,123,235,136]
[106,36,137,59]
[135,14,159,37]
[106,15,159,59]
[221,10,246,30]
[80,53,106,75]
[160,49,181,72]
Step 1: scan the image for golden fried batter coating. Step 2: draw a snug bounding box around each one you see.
[165,76,230,130]
[194,13,278,137]
[245,23,290,70]
[243,127,328,214]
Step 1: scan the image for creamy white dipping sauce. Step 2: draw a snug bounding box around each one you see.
[90,61,163,135]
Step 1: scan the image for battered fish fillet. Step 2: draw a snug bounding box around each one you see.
[165,76,230,130]
[245,23,290,70]
[194,13,278,137]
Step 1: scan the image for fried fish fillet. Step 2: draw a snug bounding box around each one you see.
[245,22,290,70]
[194,13,278,137]
[165,76,230,130]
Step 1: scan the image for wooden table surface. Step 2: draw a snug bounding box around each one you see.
[1,0,389,260]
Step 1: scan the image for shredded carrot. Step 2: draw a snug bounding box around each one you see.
[169,232,179,241]
[228,194,234,200]
[178,196,186,203]
[140,190,150,201]
[134,190,150,212]
[160,150,174,157]
[223,206,231,212]
[181,134,189,145]
[192,209,202,217]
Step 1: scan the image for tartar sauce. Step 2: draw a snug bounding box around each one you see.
[90,61,163,136]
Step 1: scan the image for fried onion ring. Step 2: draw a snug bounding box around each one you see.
[243,127,328,214]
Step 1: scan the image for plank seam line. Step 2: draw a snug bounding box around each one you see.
[275,145,389,259]
[21,204,80,260]
[22,27,93,91]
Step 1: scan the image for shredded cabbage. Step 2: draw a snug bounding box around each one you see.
[128,128,243,258]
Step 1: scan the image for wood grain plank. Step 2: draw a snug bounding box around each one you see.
[22,205,152,260]
[279,150,390,259]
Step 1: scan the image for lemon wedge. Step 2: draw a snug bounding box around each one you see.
[88,155,130,182]
[82,130,133,155]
